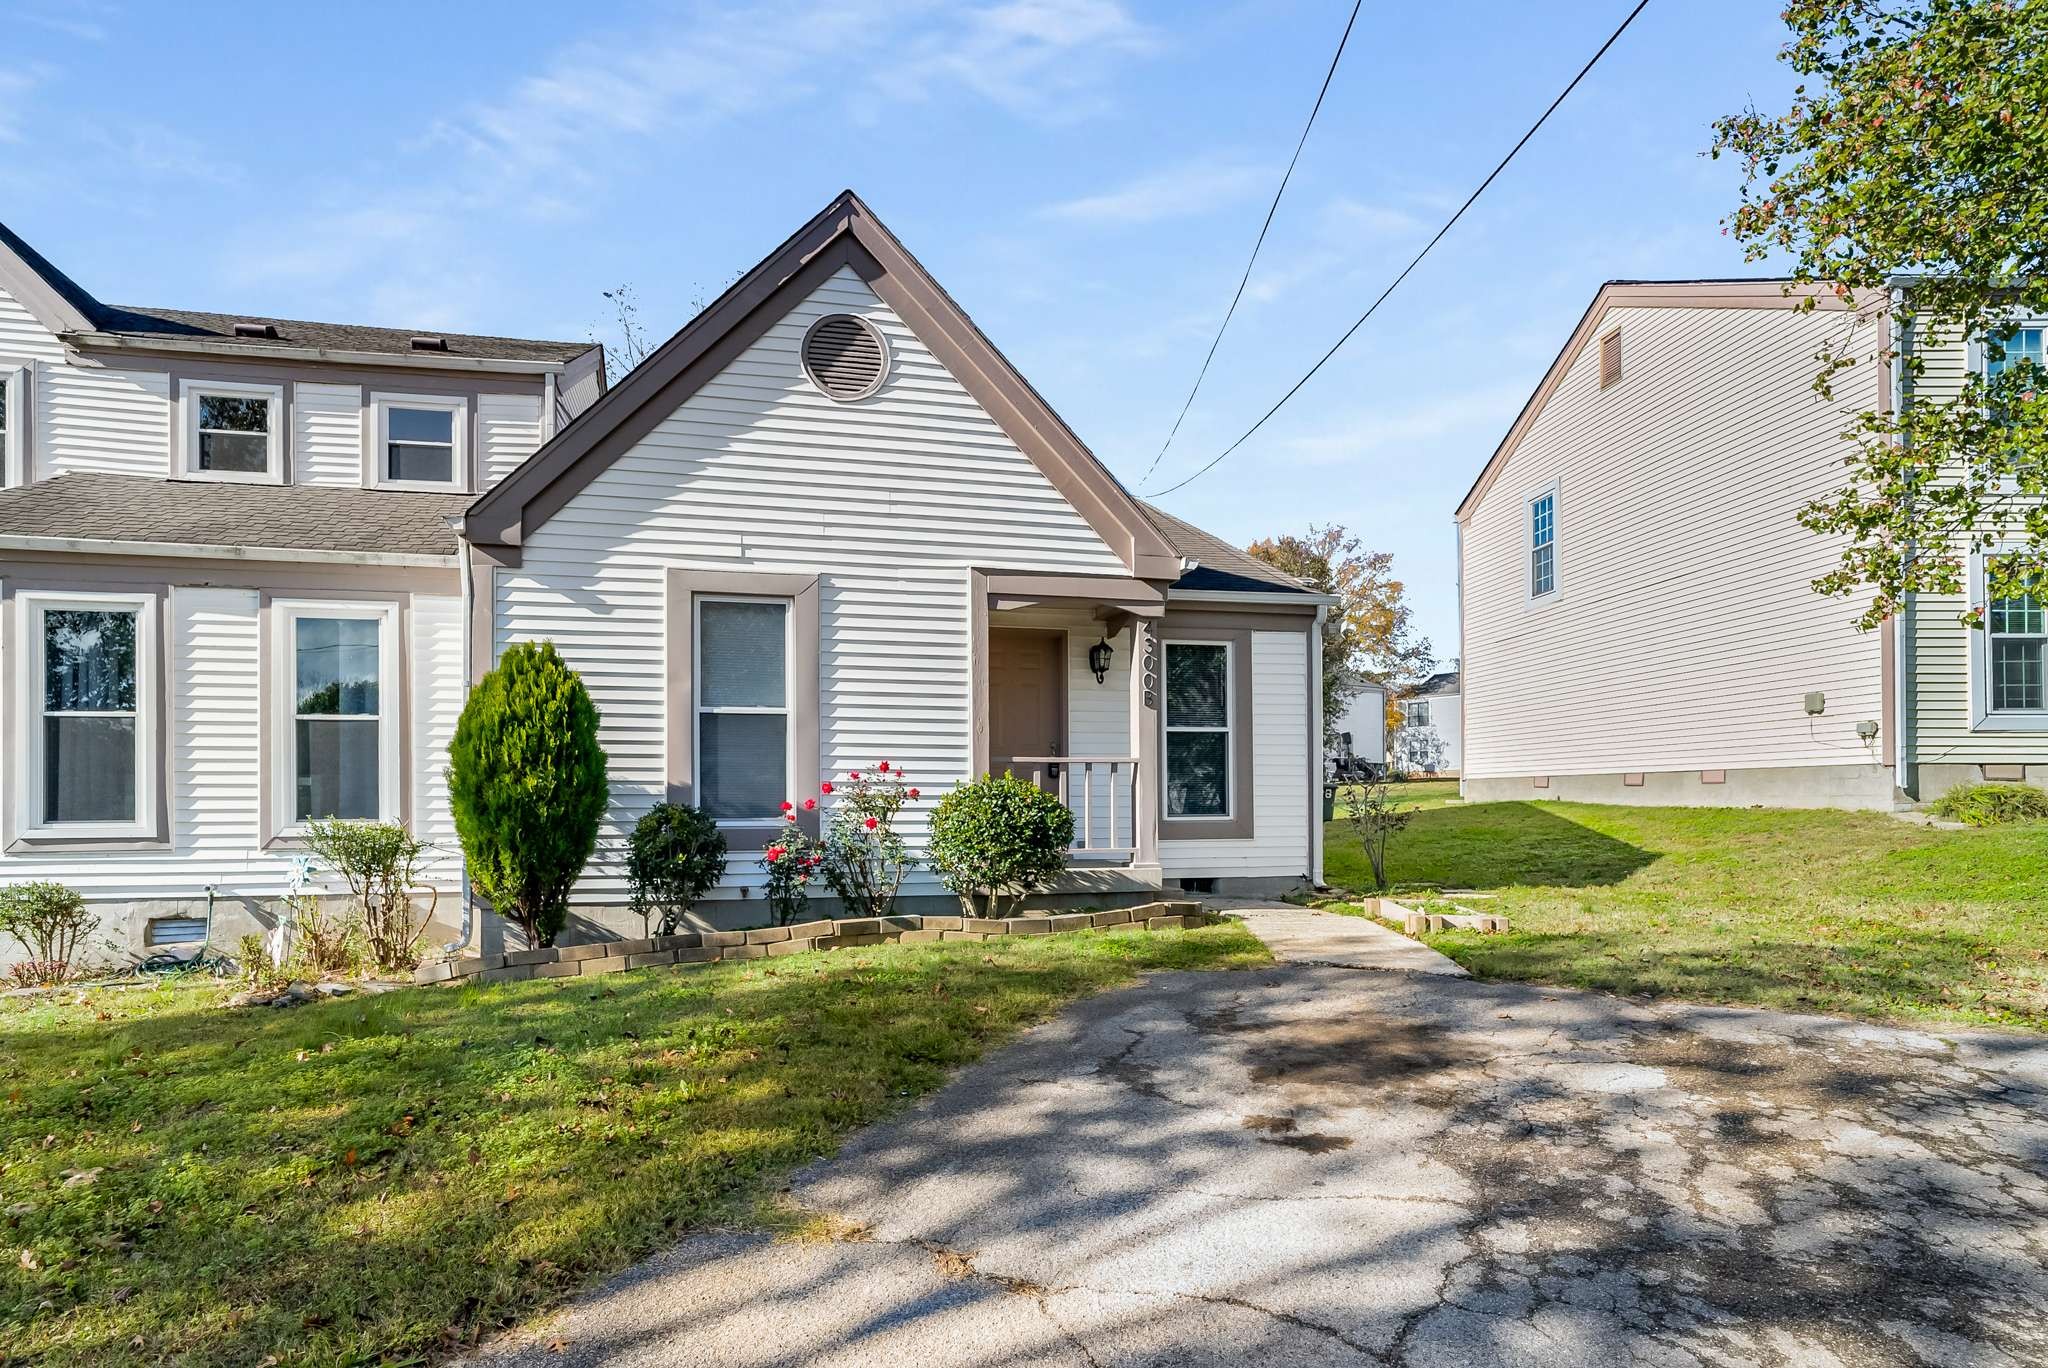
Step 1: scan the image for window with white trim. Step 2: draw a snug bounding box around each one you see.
[21,592,156,836]
[372,393,467,490]
[695,597,790,821]
[0,365,18,486]
[1530,489,1556,597]
[1164,641,1230,818]
[1987,559,2047,715]
[272,602,400,832]
[179,380,283,483]
[1408,699,1431,729]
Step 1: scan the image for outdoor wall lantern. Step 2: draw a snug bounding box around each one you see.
[1088,634,1115,685]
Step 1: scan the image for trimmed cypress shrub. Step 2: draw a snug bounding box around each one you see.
[448,640,608,947]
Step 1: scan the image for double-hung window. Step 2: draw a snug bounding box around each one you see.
[271,602,398,834]
[1987,560,2047,717]
[180,380,283,483]
[695,598,790,822]
[372,393,467,491]
[1529,488,1557,598]
[21,592,157,837]
[1164,641,1231,818]
[1408,700,1431,729]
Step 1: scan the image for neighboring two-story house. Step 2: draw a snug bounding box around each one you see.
[1455,278,2045,809]
[1392,669,1460,776]
[2,192,1329,960]
[0,223,605,954]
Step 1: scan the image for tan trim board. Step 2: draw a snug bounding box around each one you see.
[1456,279,1862,522]
[981,572,1165,603]
[67,350,550,395]
[0,534,456,569]
[969,569,992,780]
[0,550,454,595]
[663,569,822,851]
[1161,607,1315,634]
[465,191,1178,579]
[61,331,575,376]
[1156,626,1256,842]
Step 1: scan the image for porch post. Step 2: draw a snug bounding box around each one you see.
[1130,618,1161,878]
[968,569,990,780]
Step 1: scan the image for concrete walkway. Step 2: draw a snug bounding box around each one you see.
[475,907,2048,1367]
[1217,900,1468,975]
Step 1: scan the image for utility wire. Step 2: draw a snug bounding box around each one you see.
[1133,0,1365,489]
[1143,0,1654,499]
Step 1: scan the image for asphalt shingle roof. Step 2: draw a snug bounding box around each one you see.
[1140,501,1313,594]
[89,304,594,364]
[0,473,468,557]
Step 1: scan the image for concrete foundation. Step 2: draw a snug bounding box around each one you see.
[1916,761,2048,800]
[1462,761,1898,812]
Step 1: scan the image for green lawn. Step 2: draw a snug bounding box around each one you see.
[0,924,1267,1367]
[1324,799,2048,1033]
[1336,777,1462,812]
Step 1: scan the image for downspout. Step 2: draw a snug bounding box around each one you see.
[542,371,559,441]
[1454,517,1467,800]
[444,516,475,955]
[1891,286,1917,799]
[1310,603,1327,888]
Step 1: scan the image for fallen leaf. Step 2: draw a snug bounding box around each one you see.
[19,1248,39,1270]
[547,1337,570,1354]
[62,1168,102,1188]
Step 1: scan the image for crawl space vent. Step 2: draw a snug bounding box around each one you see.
[801,314,888,401]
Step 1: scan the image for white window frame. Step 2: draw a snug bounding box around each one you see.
[1970,545,2048,732]
[693,593,794,828]
[1162,638,1235,822]
[178,378,285,484]
[1527,481,1559,602]
[267,600,403,837]
[370,392,469,492]
[1407,699,1431,729]
[1,364,25,487]
[1967,318,2048,494]
[17,590,159,840]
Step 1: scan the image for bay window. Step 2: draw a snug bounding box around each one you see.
[695,597,790,821]
[20,592,157,838]
[1164,641,1231,818]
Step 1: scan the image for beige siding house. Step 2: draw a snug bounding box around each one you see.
[1457,279,2048,809]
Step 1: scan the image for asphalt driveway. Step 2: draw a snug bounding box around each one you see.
[478,909,2048,1366]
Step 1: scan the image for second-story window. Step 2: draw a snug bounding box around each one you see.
[1529,487,1557,598]
[179,380,284,483]
[373,393,468,491]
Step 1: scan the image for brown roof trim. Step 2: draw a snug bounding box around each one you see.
[1455,279,1864,522]
[464,190,1181,580]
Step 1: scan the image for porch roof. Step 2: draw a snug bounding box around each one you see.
[1139,501,1315,595]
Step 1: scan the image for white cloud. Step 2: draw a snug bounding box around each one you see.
[14,3,113,43]
[0,65,54,143]
[1321,196,1426,239]
[1040,160,1272,227]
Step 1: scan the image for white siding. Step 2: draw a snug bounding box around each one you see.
[172,587,262,864]
[1333,685,1386,766]
[497,266,1124,902]
[410,594,465,881]
[35,363,171,478]
[293,382,363,487]
[1161,630,1312,880]
[1397,691,1461,773]
[1903,328,2048,766]
[0,284,65,365]
[478,392,543,488]
[1461,303,1887,782]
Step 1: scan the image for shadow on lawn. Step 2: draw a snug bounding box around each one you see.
[1343,800,1659,892]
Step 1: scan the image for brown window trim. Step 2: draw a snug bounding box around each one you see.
[1157,626,1255,842]
[664,569,821,852]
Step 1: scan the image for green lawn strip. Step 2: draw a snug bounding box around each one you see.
[1331,777,1462,815]
[1323,800,2048,1033]
[0,924,1269,1367]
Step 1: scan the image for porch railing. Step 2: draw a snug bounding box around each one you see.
[996,755,1139,860]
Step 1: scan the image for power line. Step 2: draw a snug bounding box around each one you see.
[1142,0,1654,500]
[1133,0,1365,489]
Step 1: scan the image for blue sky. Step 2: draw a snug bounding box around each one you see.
[0,0,1796,661]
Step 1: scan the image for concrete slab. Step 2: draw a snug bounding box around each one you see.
[1219,900,1469,975]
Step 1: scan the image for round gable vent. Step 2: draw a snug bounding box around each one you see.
[801,313,889,401]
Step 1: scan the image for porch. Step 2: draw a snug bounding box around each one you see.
[971,569,1165,889]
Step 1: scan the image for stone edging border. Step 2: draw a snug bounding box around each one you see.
[416,901,1223,986]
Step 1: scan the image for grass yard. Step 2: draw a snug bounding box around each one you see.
[1324,798,2048,1033]
[1335,777,1463,812]
[0,923,1267,1367]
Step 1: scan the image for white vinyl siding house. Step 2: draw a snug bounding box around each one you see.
[1458,283,1892,809]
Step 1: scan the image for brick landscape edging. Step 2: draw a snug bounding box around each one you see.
[415,901,1223,986]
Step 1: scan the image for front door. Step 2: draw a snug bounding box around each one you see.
[990,629,1065,792]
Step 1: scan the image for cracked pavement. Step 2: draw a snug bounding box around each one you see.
[474,911,2048,1367]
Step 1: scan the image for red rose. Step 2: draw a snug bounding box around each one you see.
[766,846,784,862]
[780,800,794,812]
[909,788,921,800]
[809,854,823,866]
[820,782,834,795]
[851,771,862,780]
[803,797,817,811]
[785,811,797,822]
[878,761,890,773]
[863,816,879,831]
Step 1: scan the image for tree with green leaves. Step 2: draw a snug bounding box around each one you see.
[448,640,609,948]
[1713,0,2048,625]
[1247,525,1434,744]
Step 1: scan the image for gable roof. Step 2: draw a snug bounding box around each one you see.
[1454,278,1858,523]
[1140,501,1312,594]
[1408,670,1460,697]
[463,190,1182,581]
[0,472,468,560]
[0,219,596,369]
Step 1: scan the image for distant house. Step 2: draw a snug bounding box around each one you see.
[1455,278,2045,809]
[1393,671,1461,776]
[1331,681,1386,777]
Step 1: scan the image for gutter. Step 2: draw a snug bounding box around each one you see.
[60,330,575,375]
[447,514,476,957]
[1167,587,1341,607]
[0,533,457,568]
